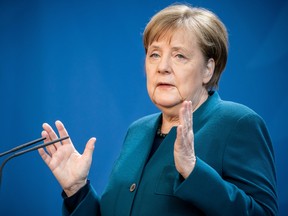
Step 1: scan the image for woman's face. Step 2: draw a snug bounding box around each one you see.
[145,28,213,112]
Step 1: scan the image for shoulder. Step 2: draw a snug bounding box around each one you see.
[128,113,161,130]
[217,100,255,115]
[202,92,267,129]
[215,98,264,123]
[211,99,270,138]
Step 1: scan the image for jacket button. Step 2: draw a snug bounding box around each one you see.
[130,183,136,192]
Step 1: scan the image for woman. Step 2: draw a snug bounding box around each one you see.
[39,4,278,215]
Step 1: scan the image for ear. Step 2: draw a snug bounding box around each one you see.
[203,58,215,84]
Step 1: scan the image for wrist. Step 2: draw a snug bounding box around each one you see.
[64,180,87,197]
[179,157,196,179]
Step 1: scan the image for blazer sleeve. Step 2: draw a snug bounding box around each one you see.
[62,184,101,216]
[173,113,278,216]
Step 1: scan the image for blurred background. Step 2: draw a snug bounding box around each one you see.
[0,0,287,215]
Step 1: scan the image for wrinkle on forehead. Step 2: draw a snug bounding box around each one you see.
[150,28,198,49]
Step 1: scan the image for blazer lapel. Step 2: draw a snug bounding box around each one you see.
[115,113,162,178]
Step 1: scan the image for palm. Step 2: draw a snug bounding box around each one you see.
[48,144,91,189]
[174,101,196,179]
[38,120,95,196]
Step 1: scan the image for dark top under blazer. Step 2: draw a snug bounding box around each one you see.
[63,91,278,216]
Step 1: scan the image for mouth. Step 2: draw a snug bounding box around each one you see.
[157,82,175,87]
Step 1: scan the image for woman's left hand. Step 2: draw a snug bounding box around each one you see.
[174,101,196,179]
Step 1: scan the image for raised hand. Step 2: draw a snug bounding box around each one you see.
[174,101,196,179]
[38,120,96,197]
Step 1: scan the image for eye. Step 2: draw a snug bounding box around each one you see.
[149,53,160,59]
[175,53,186,60]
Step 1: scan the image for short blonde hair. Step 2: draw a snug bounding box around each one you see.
[143,4,228,90]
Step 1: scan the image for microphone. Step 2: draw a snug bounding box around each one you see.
[0,136,69,187]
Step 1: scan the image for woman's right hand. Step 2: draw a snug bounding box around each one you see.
[38,120,96,197]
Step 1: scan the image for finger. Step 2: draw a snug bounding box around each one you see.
[82,137,96,161]
[184,101,189,129]
[176,125,184,143]
[43,122,59,141]
[180,101,189,135]
[38,147,52,166]
[42,129,56,155]
[179,102,186,127]
[55,120,72,146]
[188,101,193,131]
[182,101,192,133]
[188,101,194,139]
[43,122,62,150]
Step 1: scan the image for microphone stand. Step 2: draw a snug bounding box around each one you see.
[0,136,69,187]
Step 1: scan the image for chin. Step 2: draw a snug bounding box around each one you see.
[153,97,182,109]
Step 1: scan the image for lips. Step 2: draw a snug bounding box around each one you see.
[157,82,175,87]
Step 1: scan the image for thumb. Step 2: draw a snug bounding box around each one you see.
[83,137,96,159]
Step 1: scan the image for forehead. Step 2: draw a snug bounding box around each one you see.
[150,28,199,47]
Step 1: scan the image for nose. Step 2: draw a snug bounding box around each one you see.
[157,55,172,74]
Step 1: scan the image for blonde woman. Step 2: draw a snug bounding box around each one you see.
[39,4,278,216]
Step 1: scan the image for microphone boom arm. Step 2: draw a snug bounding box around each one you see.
[0,136,70,187]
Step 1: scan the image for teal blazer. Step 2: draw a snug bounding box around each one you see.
[63,92,278,215]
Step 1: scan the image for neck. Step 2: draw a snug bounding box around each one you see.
[160,89,209,134]
[160,114,179,134]
[192,89,208,112]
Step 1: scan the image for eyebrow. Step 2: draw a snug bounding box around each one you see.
[148,45,187,51]
[147,44,193,57]
[171,46,191,52]
[147,45,160,50]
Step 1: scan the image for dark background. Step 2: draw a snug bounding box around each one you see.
[0,0,287,215]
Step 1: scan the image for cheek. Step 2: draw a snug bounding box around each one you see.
[145,69,154,95]
[176,72,203,95]
[145,61,153,76]
[146,76,155,98]
[145,63,155,85]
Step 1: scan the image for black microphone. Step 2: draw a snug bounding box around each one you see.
[0,136,70,187]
